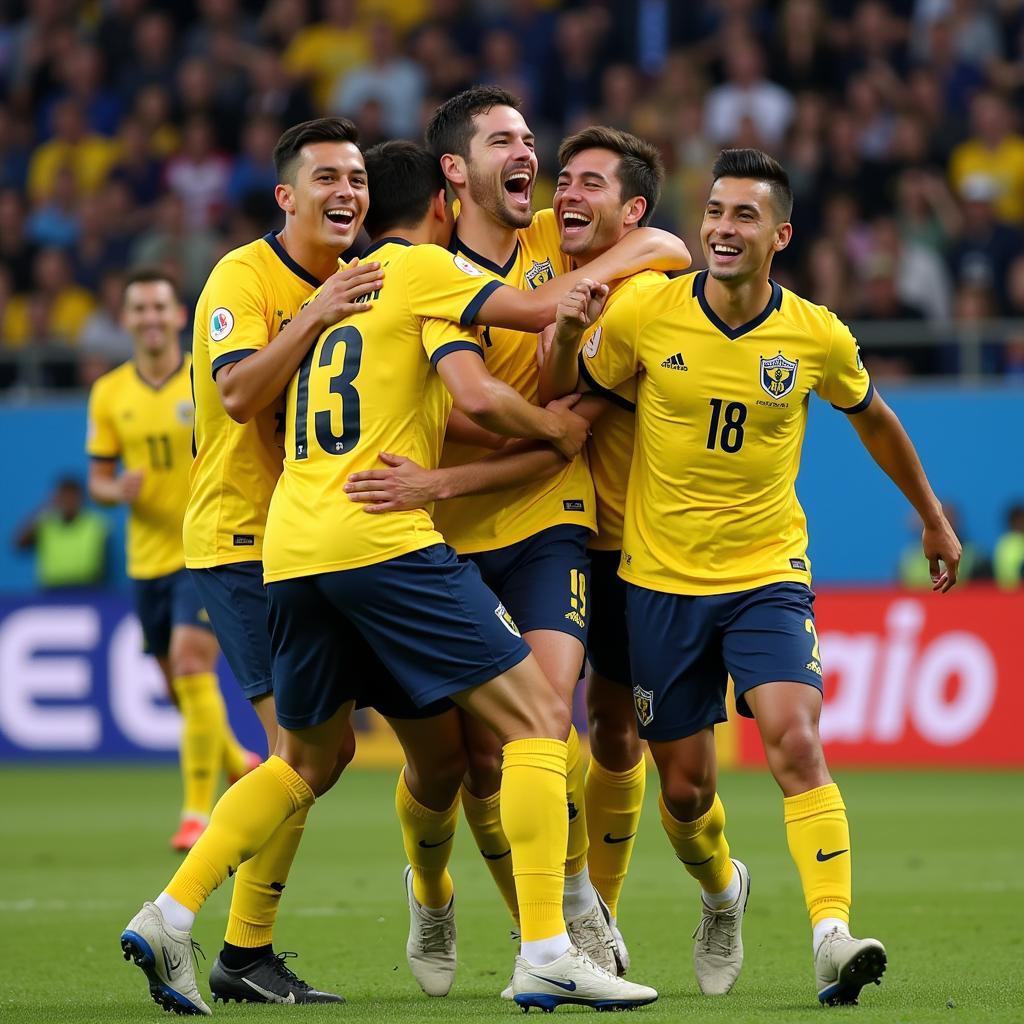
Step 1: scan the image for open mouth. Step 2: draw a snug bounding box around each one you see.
[561,209,592,237]
[710,242,742,263]
[325,208,356,231]
[503,169,532,207]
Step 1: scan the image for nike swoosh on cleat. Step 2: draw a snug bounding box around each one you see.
[481,849,511,860]
[680,854,714,866]
[529,974,577,992]
[242,977,296,1004]
[419,832,455,849]
[162,948,182,975]
[603,832,636,844]
[816,848,849,862]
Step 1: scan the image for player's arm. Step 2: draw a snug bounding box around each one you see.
[85,381,141,506]
[444,408,508,449]
[846,391,961,592]
[88,458,143,506]
[539,281,610,403]
[216,260,384,422]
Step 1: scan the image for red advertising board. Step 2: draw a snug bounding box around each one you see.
[736,586,1024,767]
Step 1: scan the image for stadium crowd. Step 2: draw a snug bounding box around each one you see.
[1,0,1024,388]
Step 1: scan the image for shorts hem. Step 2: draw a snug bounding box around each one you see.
[733,674,823,717]
[638,712,727,743]
[420,644,531,706]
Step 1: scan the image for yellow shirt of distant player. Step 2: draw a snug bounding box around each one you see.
[582,270,873,595]
[184,233,322,569]
[263,238,499,582]
[434,208,596,554]
[86,357,194,579]
[586,269,666,552]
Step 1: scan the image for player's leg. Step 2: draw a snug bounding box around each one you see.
[730,583,886,1006]
[627,583,749,995]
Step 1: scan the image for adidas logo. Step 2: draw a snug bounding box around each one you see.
[661,352,688,370]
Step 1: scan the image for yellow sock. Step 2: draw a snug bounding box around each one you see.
[224,806,309,947]
[219,710,252,781]
[501,738,568,942]
[173,673,227,819]
[461,784,519,924]
[783,783,851,925]
[659,792,734,894]
[585,756,646,917]
[166,756,314,913]
[564,725,589,876]
[396,769,458,909]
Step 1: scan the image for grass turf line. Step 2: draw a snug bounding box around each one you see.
[3,766,1023,1023]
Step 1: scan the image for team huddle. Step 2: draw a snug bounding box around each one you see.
[92,86,962,1016]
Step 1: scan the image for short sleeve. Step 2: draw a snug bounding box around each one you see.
[405,245,504,327]
[817,313,874,414]
[421,317,484,368]
[579,284,642,397]
[86,379,119,460]
[203,259,272,380]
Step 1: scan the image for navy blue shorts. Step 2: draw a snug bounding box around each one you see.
[189,563,274,701]
[587,548,631,686]
[625,582,823,741]
[467,525,591,645]
[267,544,531,730]
[132,569,213,657]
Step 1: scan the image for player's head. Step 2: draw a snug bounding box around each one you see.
[121,267,185,357]
[703,148,793,283]
[554,126,664,262]
[273,117,367,251]
[363,140,451,245]
[425,86,537,229]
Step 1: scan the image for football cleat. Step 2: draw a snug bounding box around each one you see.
[815,929,887,1006]
[120,901,210,1016]
[501,928,519,1000]
[565,888,619,974]
[693,858,750,995]
[608,915,631,976]
[512,946,657,1012]
[404,865,457,996]
[209,951,344,1004]
[169,816,206,852]
[227,750,262,786]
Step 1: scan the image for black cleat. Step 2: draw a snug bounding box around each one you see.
[209,951,344,1004]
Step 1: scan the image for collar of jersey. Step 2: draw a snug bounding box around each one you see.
[362,235,413,258]
[449,233,520,278]
[262,232,320,288]
[693,268,783,340]
[133,356,185,392]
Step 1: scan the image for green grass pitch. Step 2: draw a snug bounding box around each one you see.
[4,765,1022,1023]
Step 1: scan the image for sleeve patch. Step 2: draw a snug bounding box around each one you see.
[210,308,235,341]
[583,325,602,359]
[453,254,484,277]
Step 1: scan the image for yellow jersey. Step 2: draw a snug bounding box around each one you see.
[86,357,194,579]
[586,270,666,552]
[433,208,596,553]
[183,233,321,569]
[263,238,498,582]
[581,269,873,595]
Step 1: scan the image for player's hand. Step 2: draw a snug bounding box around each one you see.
[923,515,962,593]
[555,280,608,335]
[546,393,589,460]
[309,259,384,327]
[344,452,438,513]
[117,470,144,503]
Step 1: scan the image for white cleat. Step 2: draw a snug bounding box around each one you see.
[815,929,887,1006]
[404,865,456,997]
[693,858,750,995]
[512,946,657,1012]
[566,888,619,974]
[609,915,631,976]
[120,902,210,1016]
[500,928,519,1000]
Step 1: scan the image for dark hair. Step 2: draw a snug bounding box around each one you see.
[557,126,665,227]
[55,475,83,493]
[273,117,360,183]
[712,148,793,221]
[363,141,447,238]
[424,86,521,159]
[122,266,180,303]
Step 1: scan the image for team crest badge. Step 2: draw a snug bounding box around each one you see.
[494,602,522,637]
[210,307,234,342]
[632,684,654,727]
[175,400,194,426]
[525,259,554,290]
[760,352,798,400]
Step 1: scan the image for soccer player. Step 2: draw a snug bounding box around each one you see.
[120,137,660,1016]
[121,118,383,1009]
[86,268,257,851]
[554,148,963,1006]
[423,86,689,973]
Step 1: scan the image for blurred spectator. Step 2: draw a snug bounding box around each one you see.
[26,166,81,250]
[245,48,317,126]
[227,116,282,212]
[13,476,108,589]
[0,103,31,190]
[0,186,37,292]
[43,43,123,139]
[770,0,836,94]
[540,9,607,131]
[117,11,179,98]
[164,116,232,230]
[993,503,1024,589]
[185,0,261,58]
[870,215,952,324]
[894,165,960,257]
[897,502,984,587]
[479,27,536,118]
[2,248,95,348]
[79,270,135,366]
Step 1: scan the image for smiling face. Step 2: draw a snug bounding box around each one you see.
[277,140,368,251]
[463,104,538,229]
[701,177,791,283]
[122,279,185,357]
[553,147,644,260]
